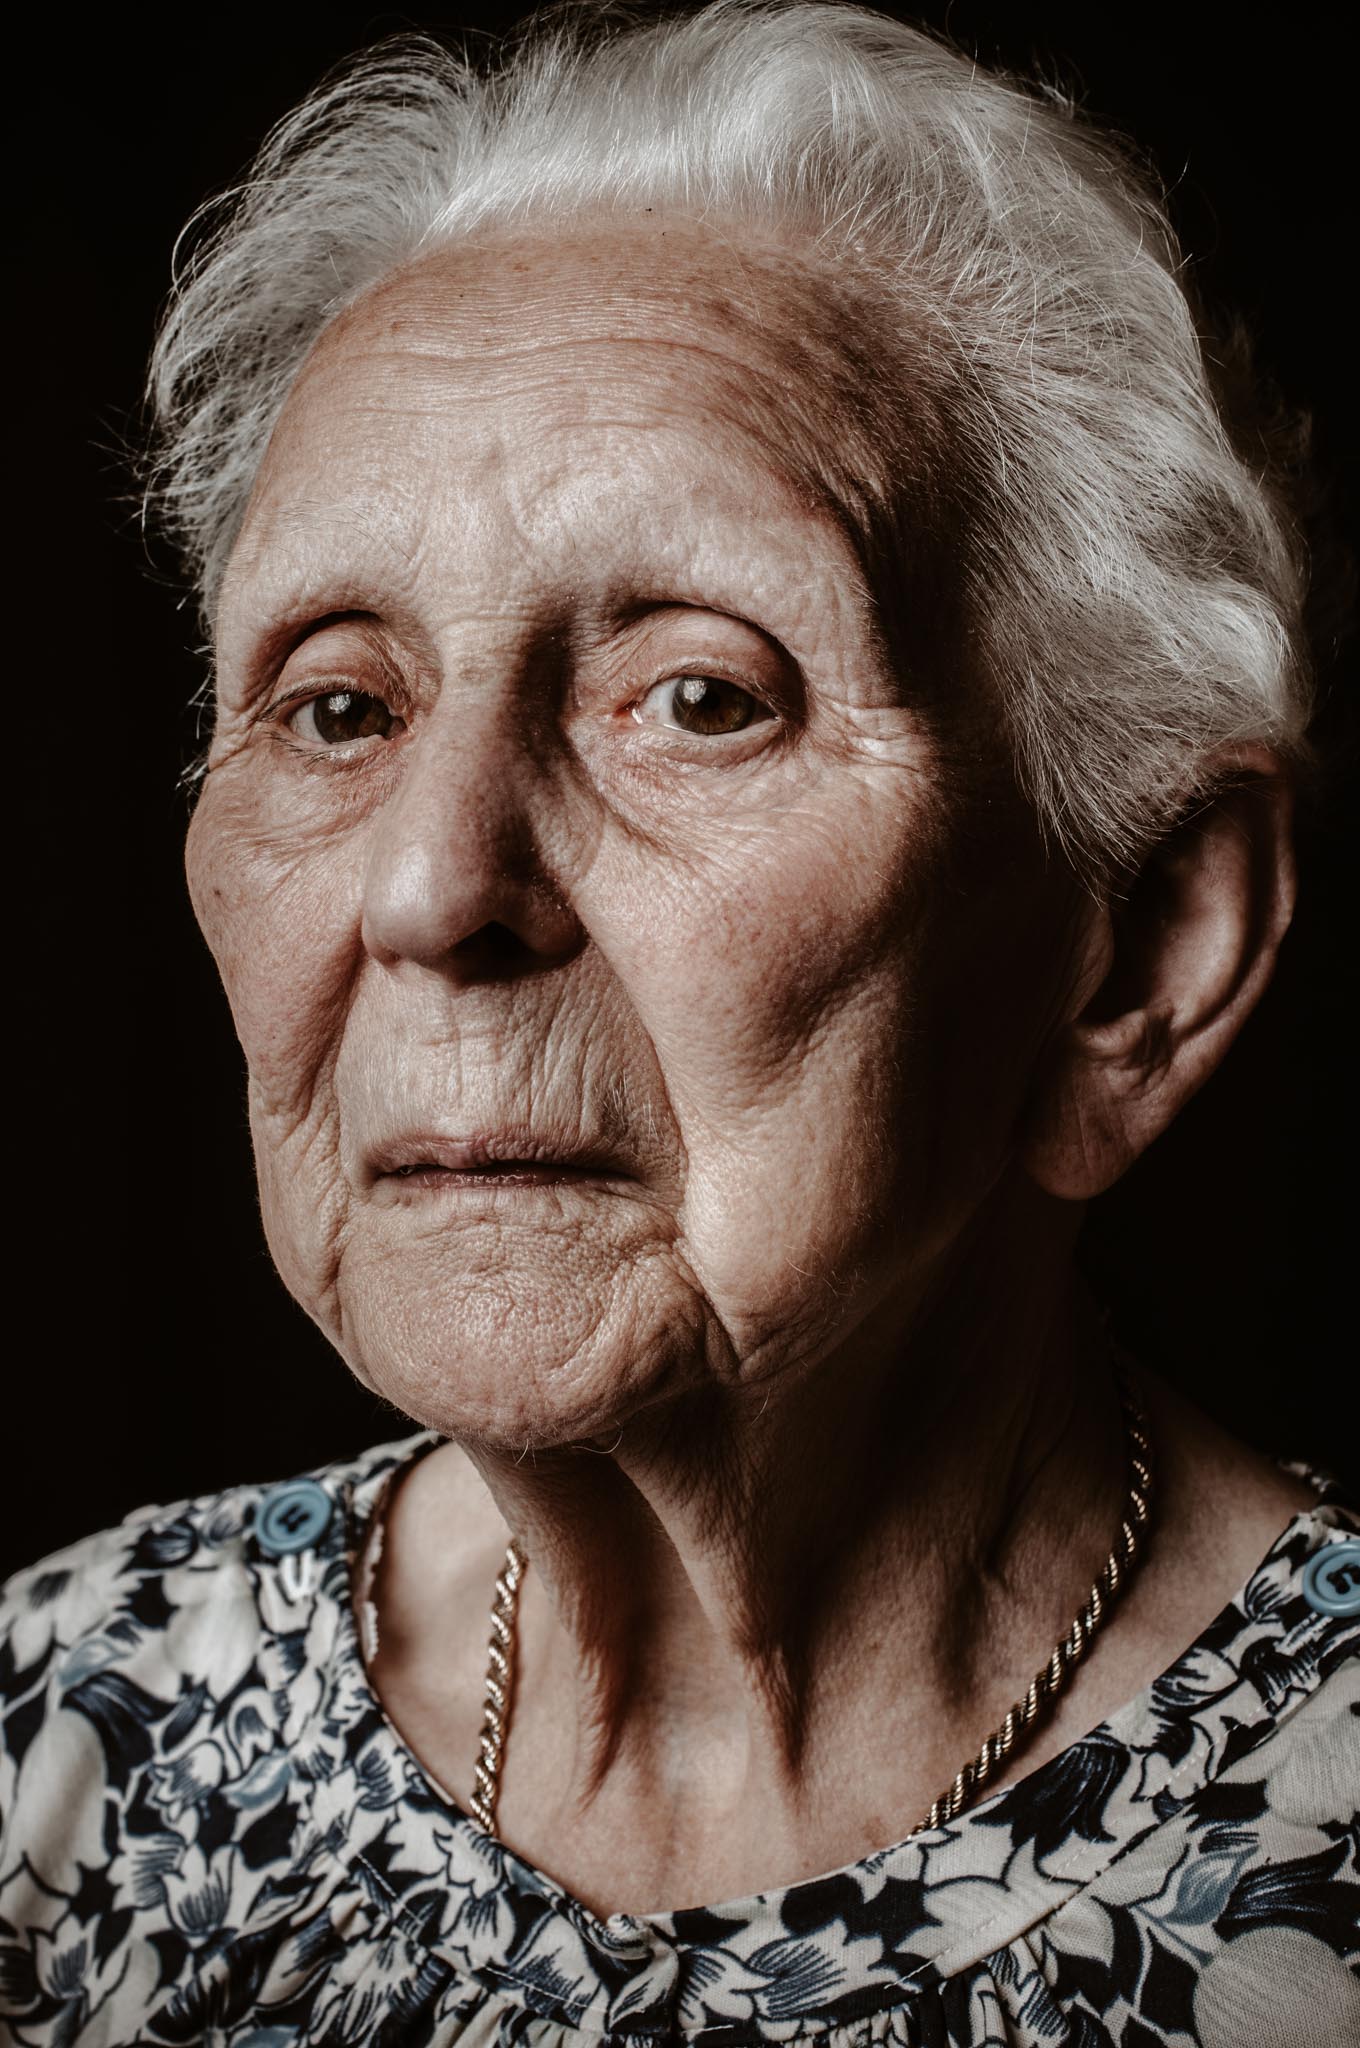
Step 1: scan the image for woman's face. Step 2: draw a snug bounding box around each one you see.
[190,222,1081,1449]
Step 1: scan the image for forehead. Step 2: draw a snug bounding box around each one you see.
[218,221,910,651]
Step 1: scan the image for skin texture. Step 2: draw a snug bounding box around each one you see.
[190,220,1309,1913]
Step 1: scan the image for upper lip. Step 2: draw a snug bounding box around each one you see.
[364,1129,632,1184]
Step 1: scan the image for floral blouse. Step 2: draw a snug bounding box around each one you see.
[2,1432,1357,2048]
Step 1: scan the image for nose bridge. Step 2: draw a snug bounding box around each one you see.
[407,669,527,851]
[360,651,578,972]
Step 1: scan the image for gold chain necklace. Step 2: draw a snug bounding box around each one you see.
[468,1363,1155,1839]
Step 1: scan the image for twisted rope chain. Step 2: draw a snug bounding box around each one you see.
[468,1538,527,1834]
[469,1364,1155,1842]
[912,1363,1156,1835]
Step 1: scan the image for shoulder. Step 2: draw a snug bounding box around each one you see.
[2,1433,431,1685]
[1028,1643,1360,2043]
[0,1433,433,1846]
[1019,1485,1360,2039]
[0,1434,438,2042]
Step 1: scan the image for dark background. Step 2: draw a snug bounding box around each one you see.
[11,3,1355,1578]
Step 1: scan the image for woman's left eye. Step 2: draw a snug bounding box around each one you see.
[633,675,770,737]
[285,689,402,746]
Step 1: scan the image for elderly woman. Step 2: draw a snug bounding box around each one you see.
[3,3,1357,2043]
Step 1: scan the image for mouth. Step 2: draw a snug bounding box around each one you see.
[365,1131,631,1196]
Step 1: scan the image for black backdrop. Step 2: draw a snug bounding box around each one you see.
[11,4,1356,1579]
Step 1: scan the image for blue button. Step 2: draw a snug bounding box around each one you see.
[256,1479,334,1558]
[1301,1539,1360,1618]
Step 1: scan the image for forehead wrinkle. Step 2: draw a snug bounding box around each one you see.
[220,230,912,687]
[337,218,845,351]
[290,323,875,522]
[300,326,845,398]
[229,399,868,644]
[302,224,907,507]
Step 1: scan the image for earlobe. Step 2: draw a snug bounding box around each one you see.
[1021,751,1297,1202]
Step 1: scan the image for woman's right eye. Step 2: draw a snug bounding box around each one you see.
[285,689,402,746]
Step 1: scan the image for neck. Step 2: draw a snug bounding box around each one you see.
[463,1183,1127,1830]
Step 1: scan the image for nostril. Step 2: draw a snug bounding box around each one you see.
[447,917,582,981]
[359,784,585,975]
[360,873,585,979]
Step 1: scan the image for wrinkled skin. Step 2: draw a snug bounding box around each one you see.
[195,223,1074,1446]
[188,221,1305,1911]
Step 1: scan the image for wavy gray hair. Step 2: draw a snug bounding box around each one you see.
[146,0,1310,878]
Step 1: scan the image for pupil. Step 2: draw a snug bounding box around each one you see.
[313,691,391,744]
[672,676,754,735]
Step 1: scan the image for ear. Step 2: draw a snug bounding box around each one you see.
[1021,749,1297,1201]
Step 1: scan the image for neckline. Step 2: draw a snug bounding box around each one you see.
[261,1434,1357,2032]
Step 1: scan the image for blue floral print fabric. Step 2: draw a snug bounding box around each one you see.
[2,1433,1357,2047]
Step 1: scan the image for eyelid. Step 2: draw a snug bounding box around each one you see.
[249,609,411,709]
[631,663,781,722]
[265,675,404,725]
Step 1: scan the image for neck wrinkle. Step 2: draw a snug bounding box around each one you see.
[469,1184,1126,1798]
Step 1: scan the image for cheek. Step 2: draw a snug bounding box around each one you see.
[587,789,1071,1344]
[186,775,366,1329]
[584,797,942,1310]
[186,775,363,1120]
[597,792,921,1066]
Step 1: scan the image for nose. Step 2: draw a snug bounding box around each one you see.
[360,695,584,979]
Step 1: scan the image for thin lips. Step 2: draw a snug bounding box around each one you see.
[365,1130,629,1183]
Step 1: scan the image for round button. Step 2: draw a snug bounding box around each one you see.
[255,1479,334,1558]
[1301,1539,1360,1618]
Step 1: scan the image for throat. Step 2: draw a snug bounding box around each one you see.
[360,1288,1141,1914]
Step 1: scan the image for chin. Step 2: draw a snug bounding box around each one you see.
[329,1217,718,1451]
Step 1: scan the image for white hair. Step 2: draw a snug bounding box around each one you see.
[146,0,1310,878]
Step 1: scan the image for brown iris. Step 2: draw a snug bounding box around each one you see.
[307,690,397,744]
[667,676,761,735]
